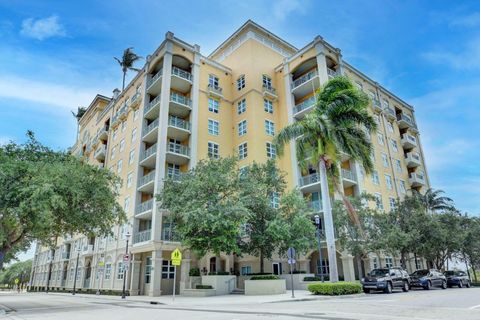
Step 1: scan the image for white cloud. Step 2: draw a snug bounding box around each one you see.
[273,0,307,21]
[449,12,480,28]
[0,136,13,145]
[422,37,480,70]
[20,15,66,40]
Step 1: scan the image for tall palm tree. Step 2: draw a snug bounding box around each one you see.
[275,76,377,282]
[114,47,142,91]
[413,188,455,214]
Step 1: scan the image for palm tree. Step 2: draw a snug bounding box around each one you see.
[413,188,455,214]
[72,106,86,120]
[275,76,377,282]
[114,47,142,91]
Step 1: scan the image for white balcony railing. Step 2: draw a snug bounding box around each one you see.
[299,173,320,187]
[167,142,190,157]
[168,116,191,131]
[145,95,161,115]
[171,66,192,81]
[147,69,163,88]
[170,92,192,107]
[308,200,323,212]
[133,229,151,244]
[141,144,157,161]
[293,96,316,114]
[341,168,356,181]
[327,68,339,78]
[207,84,223,96]
[142,118,159,137]
[138,170,156,187]
[136,199,154,215]
[291,70,318,89]
[263,84,277,97]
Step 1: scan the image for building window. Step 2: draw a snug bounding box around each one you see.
[208,119,219,136]
[385,257,393,268]
[241,265,252,276]
[395,159,402,173]
[269,192,280,209]
[237,99,246,114]
[355,81,363,91]
[266,142,276,159]
[131,128,137,142]
[162,260,175,279]
[373,114,380,125]
[264,99,273,113]
[127,172,133,188]
[167,163,180,179]
[387,122,394,133]
[317,259,329,276]
[415,258,423,270]
[117,160,123,174]
[208,74,219,88]
[373,258,378,269]
[239,142,248,160]
[238,120,247,136]
[208,98,219,113]
[129,150,135,164]
[119,139,125,152]
[69,268,74,281]
[134,109,139,121]
[117,262,125,280]
[237,75,245,90]
[113,129,118,141]
[399,180,406,193]
[385,174,393,190]
[377,133,384,146]
[265,120,275,136]
[389,197,396,210]
[239,166,248,177]
[390,139,398,152]
[381,153,389,167]
[374,193,384,210]
[382,99,389,109]
[208,142,219,159]
[124,197,130,211]
[145,257,152,284]
[121,121,127,132]
[105,263,111,280]
[262,75,272,88]
[111,146,117,159]
[372,170,380,185]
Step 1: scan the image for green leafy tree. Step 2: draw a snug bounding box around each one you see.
[0,132,125,268]
[275,76,377,282]
[413,188,455,214]
[459,216,480,282]
[158,157,248,272]
[114,47,142,91]
[0,260,31,288]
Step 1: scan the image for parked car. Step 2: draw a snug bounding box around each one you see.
[410,269,447,290]
[444,270,471,288]
[361,267,410,294]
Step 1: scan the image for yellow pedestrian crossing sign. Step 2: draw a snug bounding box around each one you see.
[14,278,19,284]
[171,248,182,266]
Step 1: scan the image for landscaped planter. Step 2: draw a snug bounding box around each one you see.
[280,273,315,290]
[244,279,286,295]
[201,275,236,295]
[189,276,202,289]
[182,288,216,297]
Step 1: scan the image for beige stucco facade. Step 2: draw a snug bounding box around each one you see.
[30,20,429,295]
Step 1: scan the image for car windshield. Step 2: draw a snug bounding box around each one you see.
[412,270,429,276]
[444,271,455,276]
[370,269,389,277]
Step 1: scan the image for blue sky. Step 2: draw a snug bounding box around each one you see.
[0,0,479,217]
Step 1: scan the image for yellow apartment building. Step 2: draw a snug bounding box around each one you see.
[30,20,429,296]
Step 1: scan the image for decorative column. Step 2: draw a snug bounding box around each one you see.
[179,250,192,294]
[129,255,142,296]
[314,37,329,85]
[189,46,201,168]
[341,253,356,282]
[148,249,163,296]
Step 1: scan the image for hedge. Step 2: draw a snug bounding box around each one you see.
[250,275,280,280]
[195,285,213,289]
[189,267,200,277]
[308,282,362,295]
[303,276,323,282]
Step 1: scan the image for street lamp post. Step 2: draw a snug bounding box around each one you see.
[314,214,325,283]
[72,246,81,295]
[121,231,131,299]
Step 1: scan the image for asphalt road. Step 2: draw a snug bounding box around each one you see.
[1,287,480,320]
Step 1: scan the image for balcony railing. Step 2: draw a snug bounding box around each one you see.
[299,173,320,187]
[136,199,154,215]
[133,229,151,244]
[397,113,416,127]
[405,152,421,162]
[293,96,316,114]
[168,116,191,131]
[291,70,318,89]
[61,252,70,260]
[327,68,339,78]
[94,144,106,158]
[401,133,417,146]
[166,171,184,181]
[170,92,192,107]
[142,118,159,137]
[263,84,277,96]
[130,92,141,106]
[385,107,396,118]
[138,170,156,187]
[82,244,94,254]
[167,142,190,157]
[171,66,192,81]
[341,168,356,181]
[147,69,163,88]
[308,200,323,212]
[145,95,161,115]
[207,84,223,96]
[141,144,157,161]
[161,224,179,242]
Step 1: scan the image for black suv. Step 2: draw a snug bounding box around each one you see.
[444,270,471,288]
[362,267,410,294]
[410,269,447,290]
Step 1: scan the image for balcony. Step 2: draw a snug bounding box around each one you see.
[133,229,152,244]
[385,107,396,120]
[409,172,426,187]
[82,244,94,256]
[341,168,357,187]
[207,84,223,98]
[139,144,157,168]
[291,70,320,98]
[170,66,192,93]
[94,144,106,160]
[169,92,192,117]
[166,171,184,182]
[262,85,277,100]
[299,173,321,193]
[142,118,159,143]
[97,125,109,140]
[167,116,191,140]
[161,224,179,242]
[372,99,382,112]
[112,104,128,126]
[144,95,161,120]
[293,96,316,119]
[327,68,340,78]
[405,152,421,168]
[61,252,70,260]
[138,170,156,193]
[136,199,154,217]
[166,142,190,165]
[308,200,323,212]
[401,133,417,149]
[397,113,417,130]
[147,69,163,95]
[129,92,141,109]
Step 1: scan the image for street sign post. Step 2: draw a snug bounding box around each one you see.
[171,248,182,301]
[287,247,296,298]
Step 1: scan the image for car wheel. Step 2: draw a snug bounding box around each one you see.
[466,281,471,288]
[458,281,463,288]
[441,280,447,289]
[384,282,393,294]
[402,281,409,292]
[424,281,431,290]
[363,288,370,294]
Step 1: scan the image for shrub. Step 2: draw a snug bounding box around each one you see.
[308,282,362,295]
[189,267,200,277]
[250,275,280,280]
[245,273,273,276]
[196,284,213,289]
[208,271,230,275]
[303,276,323,281]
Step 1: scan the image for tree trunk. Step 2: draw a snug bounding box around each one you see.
[377,252,382,268]
[356,254,363,279]
[122,71,126,91]
[260,250,264,274]
[319,159,339,282]
[414,252,418,270]
[472,265,478,283]
[215,254,221,273]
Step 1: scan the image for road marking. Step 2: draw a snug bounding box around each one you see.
[469,304,480,310]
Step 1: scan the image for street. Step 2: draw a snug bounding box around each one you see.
[1,288,480,320]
